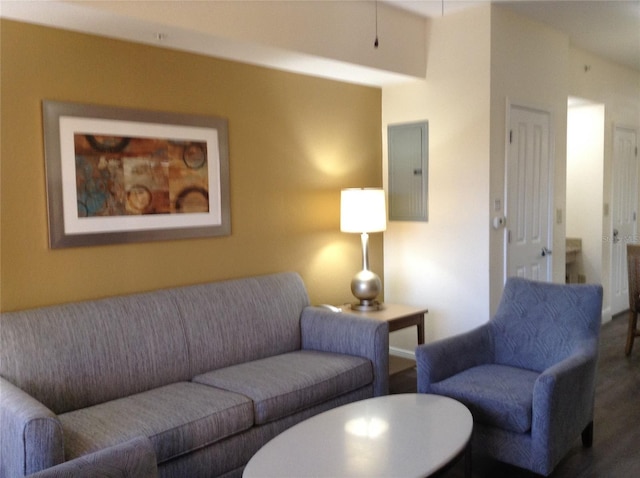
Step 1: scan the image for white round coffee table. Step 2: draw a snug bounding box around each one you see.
[243,393,473,478]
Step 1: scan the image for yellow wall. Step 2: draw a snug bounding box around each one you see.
[0,20,383,312]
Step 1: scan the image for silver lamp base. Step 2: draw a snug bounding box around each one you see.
[350,269,382,311]
[350,300,384,311]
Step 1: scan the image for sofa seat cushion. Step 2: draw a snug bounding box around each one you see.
[430,364,539,433]
[193,350,372,425]
[58,382,253,464]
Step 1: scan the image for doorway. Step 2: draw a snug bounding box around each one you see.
[566,98,605,289]
[566,98,638,319]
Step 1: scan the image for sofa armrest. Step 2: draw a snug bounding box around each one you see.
[26,436,158,478]
[532,341,599,464]
[0,377,64,477]
[415,324,493,393]
[301,306,389,396]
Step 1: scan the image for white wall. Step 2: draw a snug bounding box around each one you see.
[56,0,428,83]
[488,5,570,312]
[568,47,640,317]
[382,5,492,354]
[566,102,605,288]
[383,4,577,356]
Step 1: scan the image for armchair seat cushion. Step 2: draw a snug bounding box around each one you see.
[193,350,372,425]
[430,364,539,433]
[58,382,253,464]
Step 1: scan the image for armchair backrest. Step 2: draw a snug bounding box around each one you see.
[490,278,603,372]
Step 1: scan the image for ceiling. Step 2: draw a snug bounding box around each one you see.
[1,0,638,86]
[387,1,640,71]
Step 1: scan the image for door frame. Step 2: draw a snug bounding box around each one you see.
[610,123,638,316]
[503,99,555,284]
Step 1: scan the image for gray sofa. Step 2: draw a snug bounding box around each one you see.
[0,272,389,477]
[25,436,158,478]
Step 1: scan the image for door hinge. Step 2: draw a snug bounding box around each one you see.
[509,130,513,144]
[508,229,512,243]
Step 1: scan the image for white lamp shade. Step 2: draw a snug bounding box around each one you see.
[340,188,387,233]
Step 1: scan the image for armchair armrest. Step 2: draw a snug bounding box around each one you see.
[301,306,389,396]
[26,436,158,478]
[415,324,493,393]
[0,377,64,477]
[532,341,599,467]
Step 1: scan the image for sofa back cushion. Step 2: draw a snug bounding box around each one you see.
[0,291,190,414]
[172,272,310,375]
[0,272,310,414]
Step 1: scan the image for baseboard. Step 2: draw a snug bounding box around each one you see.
[389,346,416,360]
[388,347,416,375]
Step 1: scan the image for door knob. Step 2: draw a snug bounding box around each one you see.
[541,247,553,257]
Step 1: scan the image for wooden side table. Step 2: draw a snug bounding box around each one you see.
[339,303,428,375]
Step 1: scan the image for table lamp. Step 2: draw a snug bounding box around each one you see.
[340,188,387,311]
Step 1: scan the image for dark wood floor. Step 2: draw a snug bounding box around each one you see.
[389,314,640,477]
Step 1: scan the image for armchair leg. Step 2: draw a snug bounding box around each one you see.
[581,421,594,448]
[464,440,472,478]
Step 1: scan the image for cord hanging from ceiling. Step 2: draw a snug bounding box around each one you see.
[374,0,379,48]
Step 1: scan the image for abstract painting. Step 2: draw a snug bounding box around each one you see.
[43,101,230,248]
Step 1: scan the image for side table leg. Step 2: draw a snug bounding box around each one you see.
[417,314,425,344]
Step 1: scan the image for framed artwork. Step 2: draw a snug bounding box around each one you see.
[42,100,230,248]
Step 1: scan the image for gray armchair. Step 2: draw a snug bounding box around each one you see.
[416,278,603,476]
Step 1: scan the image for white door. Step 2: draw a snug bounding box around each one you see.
[506,105,553,281]
[611,126,638,315]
